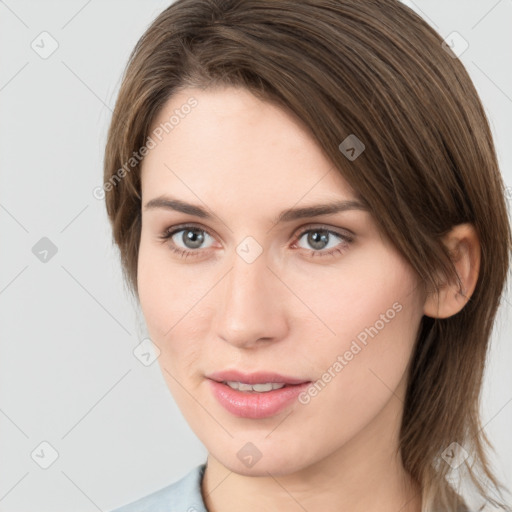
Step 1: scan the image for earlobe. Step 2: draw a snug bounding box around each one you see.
[423,223,481,319]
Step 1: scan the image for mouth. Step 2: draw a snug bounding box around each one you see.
[218,381,294,392]
[206,370,313,418]
[206,369,311,387]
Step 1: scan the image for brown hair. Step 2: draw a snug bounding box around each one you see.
[103,1,512,510]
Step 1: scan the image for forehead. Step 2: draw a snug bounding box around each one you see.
[141,86,360,208]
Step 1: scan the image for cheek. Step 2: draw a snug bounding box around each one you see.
[137,239,214,376]
[292,247,422,382]
[137,241,170,339]
[288,244,421,342]
[295,250,423,417]
[138,237,193,334]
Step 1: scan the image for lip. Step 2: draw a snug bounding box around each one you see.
[206,370,310,385]
[206,371,312,419]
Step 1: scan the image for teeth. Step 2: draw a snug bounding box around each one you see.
[224,381,286,392]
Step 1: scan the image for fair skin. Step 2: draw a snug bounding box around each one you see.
[137,86,480,512]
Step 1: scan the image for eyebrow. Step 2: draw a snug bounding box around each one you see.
[143,195,369,224]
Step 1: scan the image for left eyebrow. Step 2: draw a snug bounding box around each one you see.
[143,195,370,223]
[275,199,369,223]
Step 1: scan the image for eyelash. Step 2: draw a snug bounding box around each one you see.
[157,223,354,260]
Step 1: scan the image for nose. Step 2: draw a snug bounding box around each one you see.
[213,247,289,349]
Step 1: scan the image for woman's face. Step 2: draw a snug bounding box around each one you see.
[138,86,427,476]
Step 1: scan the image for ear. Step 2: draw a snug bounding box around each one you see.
[423,223,481,319]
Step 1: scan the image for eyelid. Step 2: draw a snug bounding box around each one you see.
[293,223,355,240]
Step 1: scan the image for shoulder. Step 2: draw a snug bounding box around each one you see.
[110,463,207,512]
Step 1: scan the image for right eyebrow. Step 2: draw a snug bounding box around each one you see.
[144,197,211,218]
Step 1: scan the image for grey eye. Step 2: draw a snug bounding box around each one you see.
[297,229,342,251]
[172,228,213,250]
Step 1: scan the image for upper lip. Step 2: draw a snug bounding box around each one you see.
[206,370,311,385]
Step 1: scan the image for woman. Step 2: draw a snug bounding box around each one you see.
[103,1,512,511]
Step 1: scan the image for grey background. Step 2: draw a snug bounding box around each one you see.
[0,1,510,511]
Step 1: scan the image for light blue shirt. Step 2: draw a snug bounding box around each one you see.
[111,463,208,512]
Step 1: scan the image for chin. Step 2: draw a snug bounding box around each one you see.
[211,446,309,478]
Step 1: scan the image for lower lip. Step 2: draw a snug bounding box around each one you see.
[207,379,312,419]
